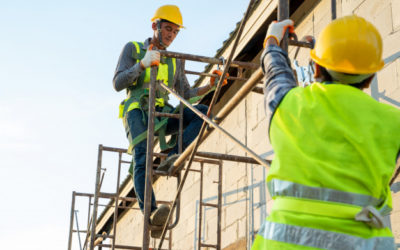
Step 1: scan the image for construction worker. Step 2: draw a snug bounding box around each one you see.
[113,5,228,238]
[252,16,400,249]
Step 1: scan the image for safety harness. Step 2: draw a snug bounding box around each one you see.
[119,41,178,154]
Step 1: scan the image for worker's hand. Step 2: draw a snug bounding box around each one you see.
[140,44,160,69]
[210,70,229,87]
[264,19,295,47]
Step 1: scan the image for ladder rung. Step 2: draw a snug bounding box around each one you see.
[149,224,172,231]
[153,170,170,176]
[202,202,218,208]
[99,192,116,198]
[96,234,114,239]
[200,243,218,248]
[96,244,141,250]
[96,243,170,250]
[155,112,181,119]
[288,39,313,48]
[187,168,201,173]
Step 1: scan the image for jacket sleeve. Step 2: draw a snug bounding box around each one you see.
[113,42,144,92]
[261,45,297,133]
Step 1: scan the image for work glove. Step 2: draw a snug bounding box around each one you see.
[264,19,295,47]
[210,70,229,87]
[140,44,160,68]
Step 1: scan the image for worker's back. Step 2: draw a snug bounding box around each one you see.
[260,82,400,249]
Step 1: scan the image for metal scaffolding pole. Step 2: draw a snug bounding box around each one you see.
[197,163,204,250]
[74,210,83,250]
[90,144,103,250]
[159,50,258,70]
[278,0,290,51]
[142,66,158,248]
[195,151,271,165]
[68,192,76,250]
[217,162,222,249]
[331,0,337,20]
[111,152,123,250]
[195,160,224,250]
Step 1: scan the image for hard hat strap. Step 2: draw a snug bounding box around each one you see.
[156,20,168,49]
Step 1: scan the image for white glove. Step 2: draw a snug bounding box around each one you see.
[265,19,294,46]
[140,44,160,68]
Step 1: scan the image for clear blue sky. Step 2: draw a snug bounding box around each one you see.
[0,1,251,249]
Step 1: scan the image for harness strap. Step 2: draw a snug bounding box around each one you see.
[272,197,389,228]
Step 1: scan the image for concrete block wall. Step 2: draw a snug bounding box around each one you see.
[106,0,400,248]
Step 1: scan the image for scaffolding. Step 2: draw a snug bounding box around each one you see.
[67,0,400,249]
[66,0,318,249]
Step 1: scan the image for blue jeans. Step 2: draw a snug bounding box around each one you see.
[126,104,208,213]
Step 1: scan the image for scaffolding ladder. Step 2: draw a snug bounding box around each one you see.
[66,0,340,249]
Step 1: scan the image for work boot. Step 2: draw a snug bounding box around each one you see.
[156,154,180,173]
[151,228,163,239]
[150,204,171,226]
[150,205,170,238]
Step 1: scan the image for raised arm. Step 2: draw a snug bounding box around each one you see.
[113,42,144,92]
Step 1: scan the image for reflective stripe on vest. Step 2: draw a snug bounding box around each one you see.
[256,221,395,250]
[267,179,382,208]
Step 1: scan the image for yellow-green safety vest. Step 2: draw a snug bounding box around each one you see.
[119,41,177,155]
[253,82,400,250]
[118,41,176,119]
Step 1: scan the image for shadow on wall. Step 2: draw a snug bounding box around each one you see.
[193,164,269,249]
[370,51,400,108]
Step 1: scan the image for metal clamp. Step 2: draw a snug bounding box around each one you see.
[218,56,226,71]
[355,205,387,229]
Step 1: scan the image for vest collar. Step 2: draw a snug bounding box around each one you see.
[142,38,152,50]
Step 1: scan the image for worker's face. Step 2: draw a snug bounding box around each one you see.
[153,21,180,48]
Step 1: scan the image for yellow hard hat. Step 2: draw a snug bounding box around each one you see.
[310,15,384,75]
[151,5,184,28]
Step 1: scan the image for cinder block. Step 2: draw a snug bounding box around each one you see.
[394,59,400,94]
[382,29,400,59]
[226,201,247,226]
[248,124,268,150]
[312,0,332,25]
[247,94,263,123]
[354,0,393,37]
[392,0,400,31]
[206,214,218,243]
[237,216,248,239]
[312,15,332,39]
[252,206,263,231]
[222,223,238,248]
[377,60,398,95]
[379,88,400,107]
[237,175,249,201]
[340,0,366,16]
[391,210,400,242]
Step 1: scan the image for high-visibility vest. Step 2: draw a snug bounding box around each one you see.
[119,41,176,119]
[253,82,400,250]
[119,41,177,155]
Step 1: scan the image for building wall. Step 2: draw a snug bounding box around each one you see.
[107,0,400,248]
